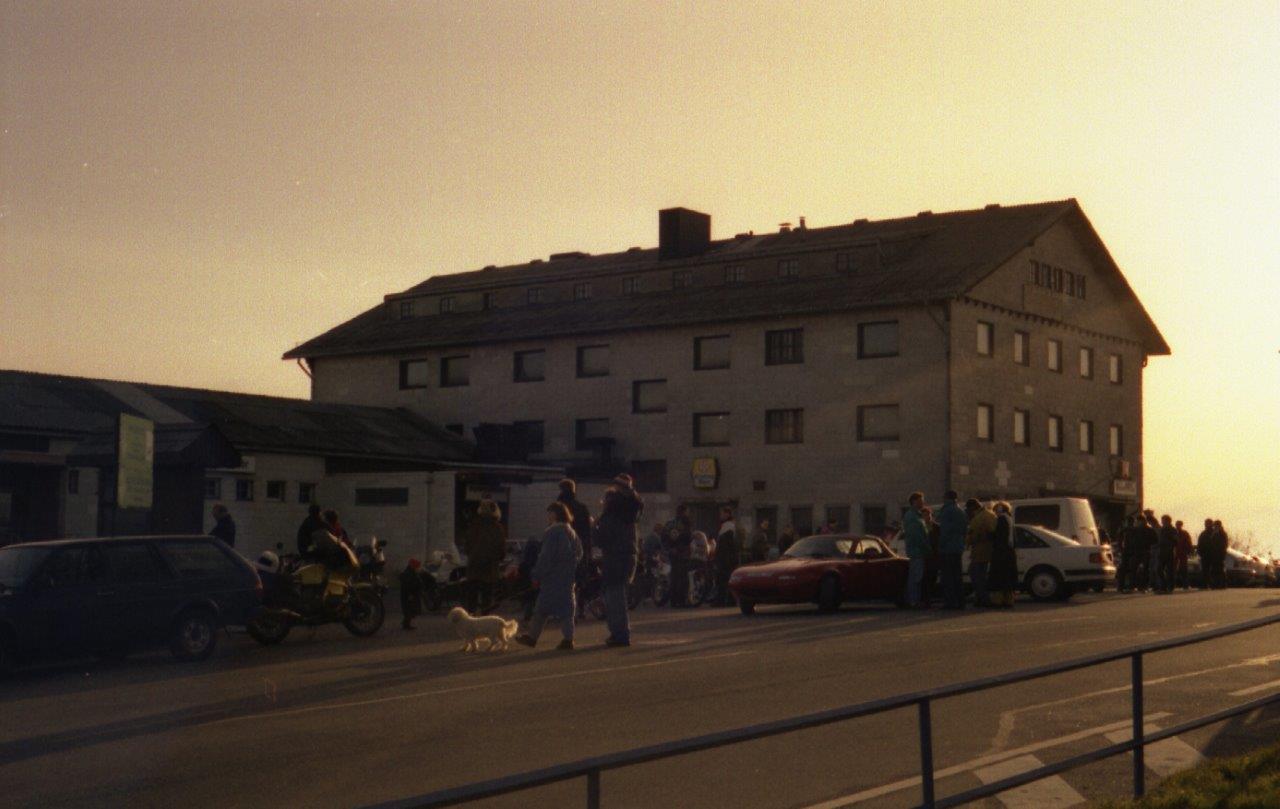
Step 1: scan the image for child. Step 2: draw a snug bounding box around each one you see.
[516,502,583,650]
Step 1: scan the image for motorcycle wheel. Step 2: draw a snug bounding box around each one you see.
[652,576,671,607]
[344,590,386,637]
[247,612,292,645]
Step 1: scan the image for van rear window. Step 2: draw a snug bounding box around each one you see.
[157,541,236,579]
[1014,505,1060,530]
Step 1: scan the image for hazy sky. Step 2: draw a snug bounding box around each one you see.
[2,2,1277,550]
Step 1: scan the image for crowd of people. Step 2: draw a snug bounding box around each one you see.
[1111,511,1234,593]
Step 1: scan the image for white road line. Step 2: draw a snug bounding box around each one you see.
[898,615,1096,638]
[1104,724,1203,778]
[800,713,1171,809]
[1230,678,1280,697]
[973,753,1085,808]
[204,650,752,727]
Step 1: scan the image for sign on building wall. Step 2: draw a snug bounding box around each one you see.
[1111,479,1137,500]
[691,457,719,490]
[117,413,154,509]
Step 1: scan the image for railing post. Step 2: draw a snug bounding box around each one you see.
[587,768,601,809]
[1131,652,1145,797]
[918,698,935,808]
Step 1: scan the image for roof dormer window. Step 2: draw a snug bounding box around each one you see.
[439,296,455,314]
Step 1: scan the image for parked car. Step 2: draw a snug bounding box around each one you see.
[728,534,909,615]
[1225,548,1266,587]
[0,535,261,672]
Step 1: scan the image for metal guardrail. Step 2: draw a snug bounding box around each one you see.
[363,611,1280,809]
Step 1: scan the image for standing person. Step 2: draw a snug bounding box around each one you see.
[399,559,424,630]
[1210,520,1229,588]
[937,491,968,610]
[209,504,236,548]
[778,524,798,556]
[820,519,837,535]
[965,499,996,607]
[516,503,583,651]
[666,505,693,607]
[1156,515,1177,594]
[1174,520,1193,590]
[595,473,644,647]
[1197,518,1220,589]
[921,506,940,606]
[1143,510,1161,592]
[557,479,594,618]
[296,503,326,557]
[901,492,929,609]
[988,501,1018,608]
[715,506,741,607]
[642,522,665,560]
[323,509,352,549]
[1116,516,1136,593]
[460,498,506,614]
[750,519,772,562]
[519,532,542,622]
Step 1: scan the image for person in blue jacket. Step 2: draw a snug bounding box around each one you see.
[936,490,969,610]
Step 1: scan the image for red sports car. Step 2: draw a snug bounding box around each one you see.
[728,534,909,614]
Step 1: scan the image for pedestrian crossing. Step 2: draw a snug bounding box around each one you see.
[1104,724,1203,779]
[973,754,1087,808]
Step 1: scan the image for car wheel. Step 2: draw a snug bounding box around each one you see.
[817,575,842,613]
[1026,567,1065,602]
[738,599,756,616]
[247,611,292,645]
[170,609,218,661]
[343,590,386,637]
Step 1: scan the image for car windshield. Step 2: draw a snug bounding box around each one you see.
[0,546,52,589]
[783,537,853,559]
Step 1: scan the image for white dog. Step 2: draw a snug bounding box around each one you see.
[447,607,519,653]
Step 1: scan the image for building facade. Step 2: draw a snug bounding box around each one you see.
[288,201,1169,536]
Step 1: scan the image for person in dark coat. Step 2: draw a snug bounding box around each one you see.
[936,491,968,610]
[1174,520,1193,590]
[1116,516,1136,592]
[715,506,741,607]
[987,502,1018,608]
[296,503,326,557]
[1196,518,1219,589]
[666,505,693,607]
[1156,515,1178,594]
[209,504,236,548]
[516,502,583,650]
[595,474,644,646]
[557,479,594,618]
[460,498,506,614]
[519,533,542,621]
[399,559,424,629]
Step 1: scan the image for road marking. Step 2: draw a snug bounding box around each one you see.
[1104,724,1203,777]
[1230,678,1280,697]
[1040,631,1159,649]
[799,713,1170,808]
[973,753,1085,808]
[204,650,752,727]
[898,615,1096,638]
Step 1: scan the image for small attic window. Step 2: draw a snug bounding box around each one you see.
[439,296,455,314]
[527,288,545,304]
[398,300,414,319]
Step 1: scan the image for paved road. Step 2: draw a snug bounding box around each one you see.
[3,588,1280,809]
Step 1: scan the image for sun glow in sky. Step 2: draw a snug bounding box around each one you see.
[2,2,1277,550]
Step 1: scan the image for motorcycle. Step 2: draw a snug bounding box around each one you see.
[247,540,386,645]
[627,552,671,609]
[354,536,390,595]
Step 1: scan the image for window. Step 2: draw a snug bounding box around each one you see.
[835,252,855,274]
[976,404,993,441]
[156,541,236,579]
[1014,505,1061,530]
[354,487,409,506]
[724,265,745,284]
[440,355,470,387]
[976,321,994,357]
[399,359,430,389]
[203,478,221,500]
[857,404,900,441]
[1013,409,1030,446]
[104,543,166,583]
[765,328,804,365]
[622,276,641,296]
[1048,415,1063,451]
[573,282,592,300]
[1014,528,1050,549]
[482,292,497,310]
[857,321,899,359]
[513,349,546,383]
[1079,347,1094,379]
[1047,339,1062,373]
[778,258,799,279]
[693,412,730,447]
[439,296,455,314]
[576,344,609,377]
[825,506,851,533]
[399,300,414,319]
[1109,354,1123,384]
[37,546,106,588]
[672,270,692,289]
[575,418,611,450]
[862,505,888,535]
[1109,424,1124,457]
[694,335,731,370]
[527,287,545,304]
[513,420,545,454]
[765,409,804,444]
[298,482,316,504]
[1079,420,1094,454]
[630,460,667,493]
[1013,331,1029,366]
[266,480,286,502]
[67,469,80,495]
[235,479,254,502]
[790,506,814,536]
[632,380,668,414]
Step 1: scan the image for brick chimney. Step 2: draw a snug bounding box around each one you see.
[658,208,711,260]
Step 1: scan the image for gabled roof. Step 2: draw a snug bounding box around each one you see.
[284,199,1169,359]
[0,370,473,463]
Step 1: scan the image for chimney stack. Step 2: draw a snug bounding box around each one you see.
[659,208,711,260]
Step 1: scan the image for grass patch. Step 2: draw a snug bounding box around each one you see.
[1096,742,1280,808]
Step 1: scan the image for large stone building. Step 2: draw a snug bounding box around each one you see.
[287,200,1169,537]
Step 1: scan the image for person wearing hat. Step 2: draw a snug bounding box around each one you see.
[595,473,645,646]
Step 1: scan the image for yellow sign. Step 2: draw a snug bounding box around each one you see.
[691,457,719,490]
[117,413,154,509]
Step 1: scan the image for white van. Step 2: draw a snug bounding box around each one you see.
[1009,498,1100,546]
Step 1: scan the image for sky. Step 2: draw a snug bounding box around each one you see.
[2,1,1277,551]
